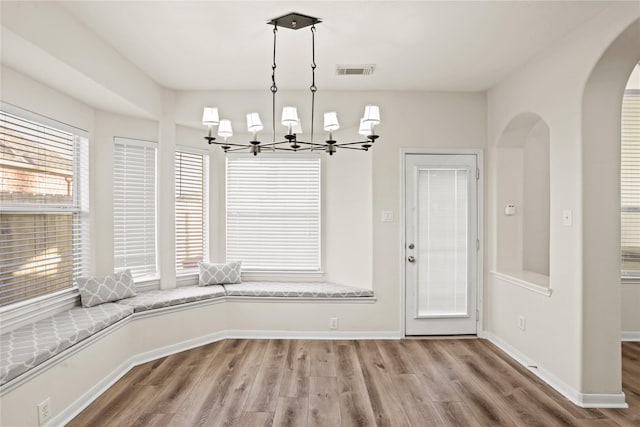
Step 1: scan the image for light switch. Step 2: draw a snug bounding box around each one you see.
[382,211,394,222]
[562,210,572,226]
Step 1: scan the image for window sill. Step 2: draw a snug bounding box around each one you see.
[176,272,199,287]
[177,270,326,287]
[134,277,161,292]
[0,288,80,331]
[241,271,325,282]
[491,270,552,297]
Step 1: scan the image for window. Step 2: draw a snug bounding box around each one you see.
[113,138,157,279]
[226,156,321,272]
[175,148,208,273]
[0,108,89,307]
[621,89,640,276]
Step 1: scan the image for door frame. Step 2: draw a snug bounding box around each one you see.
[400,148,484,337]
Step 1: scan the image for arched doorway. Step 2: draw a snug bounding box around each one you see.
[581,18,640,399]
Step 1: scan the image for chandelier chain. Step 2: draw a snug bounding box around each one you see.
[310,24,317,143]
[271,25,278,142]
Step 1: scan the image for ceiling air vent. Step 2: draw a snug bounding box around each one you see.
[336,64,376,76]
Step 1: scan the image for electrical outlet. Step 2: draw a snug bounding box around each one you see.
[329,317,338,330]
[38,397,51,425]
[518,315,526,331]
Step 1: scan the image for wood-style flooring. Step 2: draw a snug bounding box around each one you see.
[68,339,640,426]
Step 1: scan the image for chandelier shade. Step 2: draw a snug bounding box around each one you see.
[359,118,373,136]
[218,119,233,139]
[363,105,381,125]
[323,112,340,132]
[202,107,219,126]
[246,113,263,134]
[281,106,300,127]
[202,12,381,156]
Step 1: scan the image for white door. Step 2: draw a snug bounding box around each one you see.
[405,154,479,335]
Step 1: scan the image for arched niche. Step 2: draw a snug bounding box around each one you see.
[496,112,550,283]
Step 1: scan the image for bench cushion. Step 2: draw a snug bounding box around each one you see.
[198,261,242,286]
[77,269,137,307]
[117,285,226,312]
[222,281,374,298]
[0,303,133,386]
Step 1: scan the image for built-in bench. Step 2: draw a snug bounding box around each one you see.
[0,282,373,388]
[0,303,133,386]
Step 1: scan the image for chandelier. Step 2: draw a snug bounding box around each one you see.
[202,12,381,156]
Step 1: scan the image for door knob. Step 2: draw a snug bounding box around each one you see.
[407,256,415,263]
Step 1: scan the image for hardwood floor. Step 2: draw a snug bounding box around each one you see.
[68,339,640,426]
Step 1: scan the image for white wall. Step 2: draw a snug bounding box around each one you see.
[0,66,94,131]
[581,18,640,393]
[522,121,550,276]
[1,1,162,119]
[487,5,640,400]
[92,111,159,274]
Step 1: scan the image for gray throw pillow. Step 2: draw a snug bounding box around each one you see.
[77,269,137,307]
[198,261,242,286]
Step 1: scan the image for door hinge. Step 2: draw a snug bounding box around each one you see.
[476,309,480,321]
[476,168,480,180]
[476,239,480,251]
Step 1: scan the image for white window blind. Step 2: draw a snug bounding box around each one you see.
[0,110,89,307]
[417,168,469,316]
[226,156,321,272]
[113,138,157,279]
[622,90,640,274]
[175,148,208,272]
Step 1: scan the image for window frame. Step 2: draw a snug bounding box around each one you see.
[621,88,640,283]
[225,153,322,276]
[175,145,209,276]
[113,137,159,282]
[0,102,89,318]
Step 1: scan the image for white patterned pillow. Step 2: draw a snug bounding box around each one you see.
[77,269,137,307]
[198,261,242,286]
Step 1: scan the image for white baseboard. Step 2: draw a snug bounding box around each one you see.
[579,393,629,408]
[48,329,399,426]
[50,330,229,426]
[227,329,401,340]
[622,331,640,341]
[483,332,627,409]
[50,358,135,427]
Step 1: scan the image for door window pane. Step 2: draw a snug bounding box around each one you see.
[417,168,469,316]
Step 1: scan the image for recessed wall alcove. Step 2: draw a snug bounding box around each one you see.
[495,112,551,288]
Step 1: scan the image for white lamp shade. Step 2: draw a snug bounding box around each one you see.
[281,106,299,126]
[202,107,219,126]
[292,122,303,134]
[363,105,380,125]
[359,118,373,136]
[323,112,340,132]
[218,119,233,138]
[246,112,263,133]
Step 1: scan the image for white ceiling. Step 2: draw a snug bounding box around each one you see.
[58,1,613,92]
